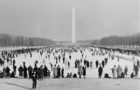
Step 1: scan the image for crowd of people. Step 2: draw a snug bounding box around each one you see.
[0,46,139,81]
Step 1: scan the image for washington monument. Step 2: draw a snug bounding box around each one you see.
[72,7,76,43]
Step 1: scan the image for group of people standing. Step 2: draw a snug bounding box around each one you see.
[52,65,64,78]
[111,65,126,79]
[0,46,140,89]
[18,61,50,80]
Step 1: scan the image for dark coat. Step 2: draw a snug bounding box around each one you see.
[23,66,27,78]
[82,66,86,76]
[18,66,23,76]
[98,66,103,76]
[57,67,61,77]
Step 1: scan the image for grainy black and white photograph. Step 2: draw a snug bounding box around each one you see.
[0,0,140,90]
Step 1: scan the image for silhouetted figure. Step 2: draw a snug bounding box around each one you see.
[102,61,105,68]
[18,65,23,78]
[32,71,37,89]
[28,65,33,78]
[124,66,128,77]
[61,67,64,78]
[57,65,61,78]
[23,64,28,78]
[13,65,16,76]
[98,65,103,78]
[137,60,140,67]
[133,64,139,78]
[96,60,99,68]
[13,59,15,66]
[82,66,86,78]
[68,62,70,68]
[43,65,48,78]
[6,66,10,77]
[38,66,43,80]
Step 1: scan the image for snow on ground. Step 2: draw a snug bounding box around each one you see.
[0,46,139,78]
[0,78,139,90]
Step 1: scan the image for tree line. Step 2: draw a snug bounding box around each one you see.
[0,33,55,47]
[91,33,140,46]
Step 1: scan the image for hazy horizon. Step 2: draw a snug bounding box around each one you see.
[0,0,139,41]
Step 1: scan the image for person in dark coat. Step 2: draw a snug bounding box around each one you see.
[23,65,28,78]
[28,65,33,78]
[137,60,140,67]
[82,66,86,78]
[61,67,64,78]
[68,62,70,68]
[95,60,99,68]
[75,60,77,68]
[13,59,15,66]
[38,66,43,80]
[102,61,105,68]
[32,71,37,89]
[98,65,103,78]
[57,65,61,78]
[63,57,65,64]
[34,62,38,79]
[133,64,139,78]
[0,58,4,66]
[13,65,16,76]
[87,61,90,68]
[43,65,48,78]
[18,65,23,78]
[6,66,10,77]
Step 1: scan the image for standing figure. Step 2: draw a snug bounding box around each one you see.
[61,67,64,78]
[13,65,17,77]
[137,60,140,67]
[32,71,37,89]
[98,65,103,78]
[117,65,122,78]
[133,63,139,78]
[78,64,83,78]
[23,64,28,78]
[57,65,61,78]
[102,61,105,68]
[43,65,48,78]
[95,60,99,68]
[124,66,128,77]
[6,66,10,78]
[112,65,117,79]
[53,65,57,78]
[28,65,33,78]
[18,65,23,78]
[82,66,86,78]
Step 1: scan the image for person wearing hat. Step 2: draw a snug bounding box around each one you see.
[32,71,37,89]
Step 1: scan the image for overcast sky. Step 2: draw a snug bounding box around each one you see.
[0,0,139,41]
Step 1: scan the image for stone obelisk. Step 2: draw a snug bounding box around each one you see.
[72,8,76,43]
